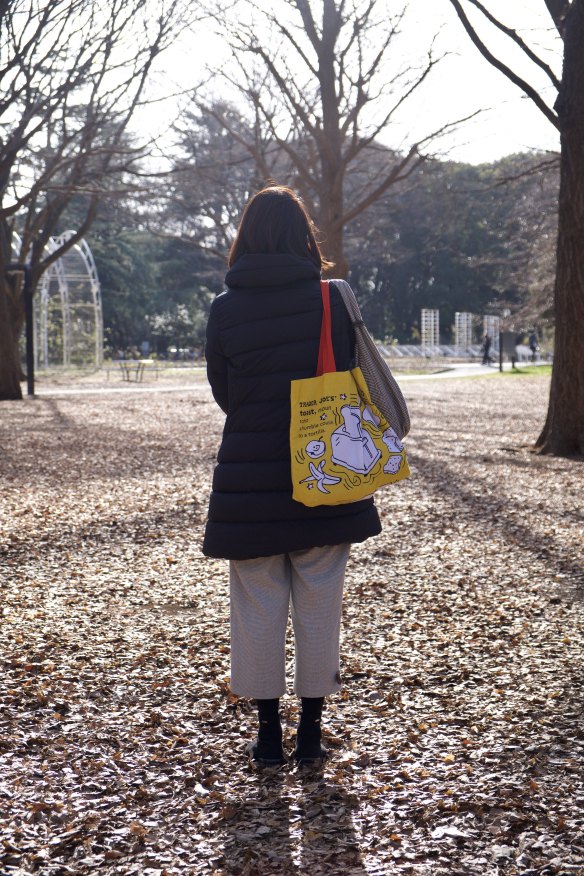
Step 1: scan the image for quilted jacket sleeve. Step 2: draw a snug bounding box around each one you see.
[205,296,228,414]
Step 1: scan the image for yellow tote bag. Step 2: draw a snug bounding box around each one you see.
[290,282,410,507]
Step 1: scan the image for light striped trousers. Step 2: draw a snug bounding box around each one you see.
[229,543,351,699]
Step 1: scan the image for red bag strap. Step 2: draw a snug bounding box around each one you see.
[316,280,337,375]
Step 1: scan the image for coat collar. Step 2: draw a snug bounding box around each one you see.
[225,253,320,289]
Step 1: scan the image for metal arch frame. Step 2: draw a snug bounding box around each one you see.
[12,231,104,369]
[40,237,71,367]
[55,231,104,367]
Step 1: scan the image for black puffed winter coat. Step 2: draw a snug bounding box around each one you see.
[202,253,381,560]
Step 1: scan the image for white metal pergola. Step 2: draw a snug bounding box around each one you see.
[12,231,103,368]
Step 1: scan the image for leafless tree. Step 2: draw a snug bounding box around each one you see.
[0,0,198,400]
[192,0,474,276]
[445,0,584,456]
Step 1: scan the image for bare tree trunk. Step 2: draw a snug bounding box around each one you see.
[319,214,348,277]
[317,163,348,276]
[316,0,347,276]
[0,275,23,400]
[536,0,584,456]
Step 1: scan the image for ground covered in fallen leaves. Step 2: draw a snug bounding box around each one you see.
[1,370,583,876]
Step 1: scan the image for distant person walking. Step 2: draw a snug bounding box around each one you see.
[529,331,538,362]
[203,186,384,767]
[482,333,492,366]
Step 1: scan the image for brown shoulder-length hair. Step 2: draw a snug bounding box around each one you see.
[228,185,333,272]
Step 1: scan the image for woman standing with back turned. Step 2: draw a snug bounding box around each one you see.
[203,186,381,765]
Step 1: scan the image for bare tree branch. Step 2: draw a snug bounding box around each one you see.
[491,154,561,186]
[465,0,561,90]
[340,108,482,226]
[342,47,444,158]
[446,0,560,129]
[182,0,463,274]
[0,0,205,397]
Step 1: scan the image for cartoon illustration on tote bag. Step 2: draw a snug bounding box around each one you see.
[291,368,409,505]
[331,405,381,474]
[300,460,342,493]
[298,403,405,494]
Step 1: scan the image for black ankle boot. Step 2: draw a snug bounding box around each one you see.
[250,698,286,765]
[294,697,327,764]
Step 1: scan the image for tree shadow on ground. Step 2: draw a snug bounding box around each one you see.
[0,396,215,485]
[0,502,204,564]
[416,455,584,590]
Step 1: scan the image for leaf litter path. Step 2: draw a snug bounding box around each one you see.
[0,374,582,876]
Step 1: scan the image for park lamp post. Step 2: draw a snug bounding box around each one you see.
[5,263,34,396]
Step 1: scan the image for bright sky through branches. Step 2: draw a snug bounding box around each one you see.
[405,0,561,162]
[143,0,561,165]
